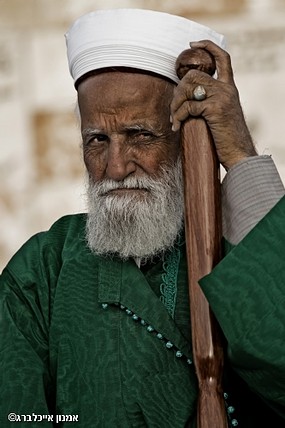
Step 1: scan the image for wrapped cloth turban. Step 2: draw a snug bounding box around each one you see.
[65,8,225,86]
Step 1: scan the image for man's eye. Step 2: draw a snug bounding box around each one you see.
[87,134,108,145]
[140,132,152,137]
[131,131,154,143]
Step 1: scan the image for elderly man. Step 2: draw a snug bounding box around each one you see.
[1,9,285,428]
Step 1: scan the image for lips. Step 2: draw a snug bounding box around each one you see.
[103,188,149,196]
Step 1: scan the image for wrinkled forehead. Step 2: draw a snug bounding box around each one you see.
[77,68,175,124]
[76,66,175,90]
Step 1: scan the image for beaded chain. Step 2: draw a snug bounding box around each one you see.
[102,302,192,365]
[224,392,239,426]
[101,302,239,426]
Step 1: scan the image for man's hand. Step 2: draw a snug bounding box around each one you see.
[170,40,257,170]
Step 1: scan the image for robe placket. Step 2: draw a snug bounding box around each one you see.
[97,257,199,427]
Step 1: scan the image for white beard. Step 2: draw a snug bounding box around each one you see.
[86,158,184,262]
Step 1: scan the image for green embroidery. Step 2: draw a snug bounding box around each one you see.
[159,245,181,319]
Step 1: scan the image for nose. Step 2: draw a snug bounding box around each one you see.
[106,138,136,181]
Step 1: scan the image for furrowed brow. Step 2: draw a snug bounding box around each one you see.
[81,123,159,138]
[124,123,157,133]
[82,127,103,139]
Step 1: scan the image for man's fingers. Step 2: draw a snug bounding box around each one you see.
[170,41,237,132]
[171,100,206,132]
[170,69,212,115]
[190,40,234,84]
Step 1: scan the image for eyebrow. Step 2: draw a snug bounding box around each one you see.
[82,127,102,139]
[82,123,158,138]
[124,124,156,133]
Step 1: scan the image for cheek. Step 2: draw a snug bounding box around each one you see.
[139,142,180,175]
[168,139,181,162]
[156,139,181,165]
[83,149,106,181]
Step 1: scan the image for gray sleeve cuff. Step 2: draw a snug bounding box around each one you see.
[222,155,285,245]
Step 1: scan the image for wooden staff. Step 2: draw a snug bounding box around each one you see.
[175,49,228,427]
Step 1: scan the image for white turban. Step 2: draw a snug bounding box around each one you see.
[65,9,225,86]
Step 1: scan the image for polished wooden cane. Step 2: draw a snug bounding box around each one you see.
[175,48,228,427]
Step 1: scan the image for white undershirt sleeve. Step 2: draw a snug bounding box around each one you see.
[221,155,285,245]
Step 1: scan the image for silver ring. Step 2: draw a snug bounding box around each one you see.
[193,85,207,101]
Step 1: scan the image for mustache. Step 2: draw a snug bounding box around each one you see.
[91,174,172,197]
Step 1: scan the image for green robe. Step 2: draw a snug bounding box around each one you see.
[1,197,285,427]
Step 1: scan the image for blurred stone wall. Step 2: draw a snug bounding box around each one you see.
[1,0,285,269]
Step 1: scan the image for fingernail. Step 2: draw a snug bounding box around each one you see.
[170,115,173,123]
